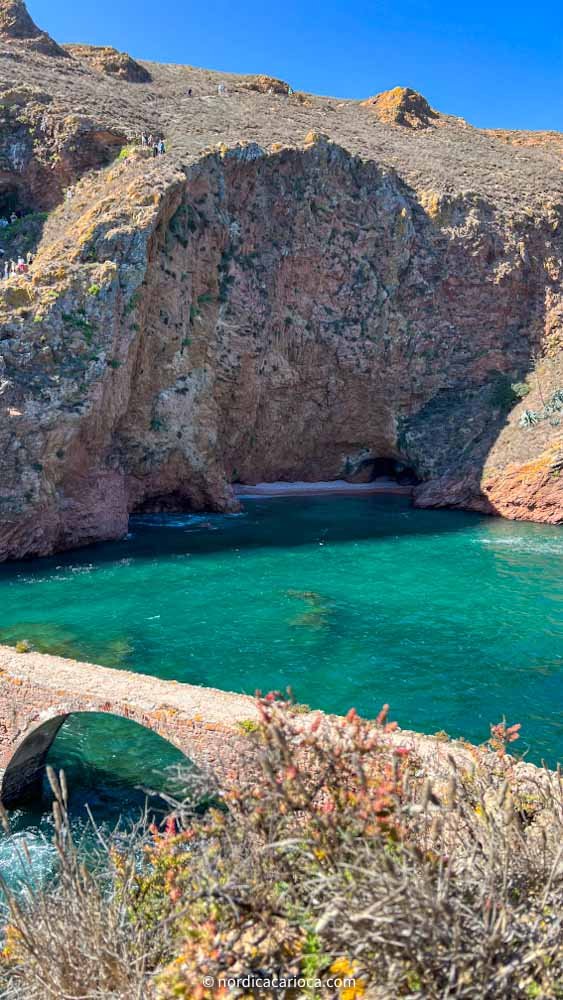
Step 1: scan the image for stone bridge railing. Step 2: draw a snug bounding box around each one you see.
[0,645,260,808]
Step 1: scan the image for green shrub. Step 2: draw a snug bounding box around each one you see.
[236,719,261,734]
[511,381,530,399]
[520,388,563,429]
[62,310,95,343]
[490,374,522,410]
[124,290,141,315]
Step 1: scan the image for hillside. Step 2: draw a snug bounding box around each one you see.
[0,0,562,559]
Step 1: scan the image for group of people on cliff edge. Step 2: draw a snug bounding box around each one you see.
[140,133,166,157]
[0,250,33,280]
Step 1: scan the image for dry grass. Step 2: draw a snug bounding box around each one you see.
[0,700,561,999]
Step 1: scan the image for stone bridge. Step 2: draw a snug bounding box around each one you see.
[1,646,542,812]
[0,645,260,808]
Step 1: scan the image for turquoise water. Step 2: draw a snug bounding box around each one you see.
[0,713,188,892]
[0,495,561,867]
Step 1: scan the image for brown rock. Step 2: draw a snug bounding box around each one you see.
[361,86,438,128]
[63,43,152,83]
[0,0,68,57]
[0,14,561,560]
[239,74,290,96]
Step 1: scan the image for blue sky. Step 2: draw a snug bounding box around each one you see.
[29,0,563,130]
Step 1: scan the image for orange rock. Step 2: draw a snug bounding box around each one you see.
[361,86,438,128]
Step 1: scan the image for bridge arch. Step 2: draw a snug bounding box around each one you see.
[1,704,195,810]
[0,644,260,810]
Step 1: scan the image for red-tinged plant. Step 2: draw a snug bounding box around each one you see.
[239,694,408,859]
[489,719,522,757]
[1,705,561,1000]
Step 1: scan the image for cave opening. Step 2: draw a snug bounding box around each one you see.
[0,183,23,219]
[0,181,47,260]
[132,492,195,514]
[360,457,420,486]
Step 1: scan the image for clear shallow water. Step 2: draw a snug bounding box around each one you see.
[0,495,562,883]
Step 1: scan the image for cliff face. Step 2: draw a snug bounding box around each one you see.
[0,3,562,560]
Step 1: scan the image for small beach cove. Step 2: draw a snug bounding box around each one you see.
[233,479,414,498]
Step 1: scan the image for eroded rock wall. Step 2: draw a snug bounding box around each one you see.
[1,136,561,560]
[121,145,559,503]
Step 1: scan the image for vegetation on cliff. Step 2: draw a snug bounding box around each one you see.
[0,0,562,559]
[62,44,152,83]
[0,699,561,999]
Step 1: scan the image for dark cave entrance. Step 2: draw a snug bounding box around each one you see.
[0,183,23,219]
[132,492,194,514]
[354,457,420,486]
[0,181,47,259]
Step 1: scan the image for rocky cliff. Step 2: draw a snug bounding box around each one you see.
[0,1,562,560]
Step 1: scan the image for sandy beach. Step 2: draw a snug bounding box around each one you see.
[233,480,414,498]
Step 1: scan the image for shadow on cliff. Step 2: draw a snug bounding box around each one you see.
[0,493,490,579]
[0,198,48,261]
[394,184,555,521]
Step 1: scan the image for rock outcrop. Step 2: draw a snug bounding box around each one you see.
[361,87,439,128]
[239,74,291,95]
[0,0,67,57]
[0,2,561,560]
[0,83,128,212]
[63,44,152,83]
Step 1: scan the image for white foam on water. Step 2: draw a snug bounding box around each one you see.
[130,511,248,529]
[0,829,57,893]
[477,536,563,556]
